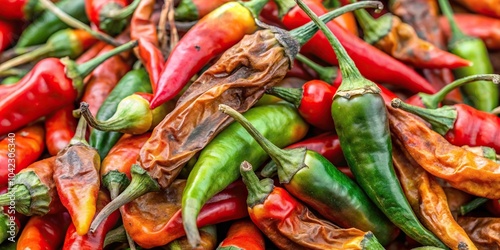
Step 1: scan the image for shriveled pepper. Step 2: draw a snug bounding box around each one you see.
[0,157,65,216]
[440,14,500,50]
[85,0,130,35]
[220,104,399,246]
[182,103,309,247]
[457,217,500,249]
[294,0,443,246]
[239,161,385,249]
[438,0,499,112]
[388,103,500,200]
[44,105,78,156]
[0,40,137,136]
[175,0,232,21]
[452,0,500,19]
[54,116,101,236]
[17,212,72,250]
[62,191,120,250]
[0,123,45,187]
[217,219,265,250]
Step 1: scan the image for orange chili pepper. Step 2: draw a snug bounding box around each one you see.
[17,212,72,250]
[218,219,265,250]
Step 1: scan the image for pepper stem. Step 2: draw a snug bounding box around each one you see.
[0,68,28,77]
[0,185,30,212]
[459,197,489,216]
[69,115,89,146]
[437,0,468,44]
[419,74,500,109]
[241,0,269,18]
[295,54,337,83]
[265,87,303,108]
[105,0,141,20]
[0,45,53,73]
[219,104,307,183]
[391,98,457,136]
[37,0,122,47]
[239,161,274,208]
[272,0,296,18]
[103,225,127,248]
[174,0,198,21]
[89,164,160,233]
[354,8,392,45]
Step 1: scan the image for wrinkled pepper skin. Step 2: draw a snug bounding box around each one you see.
[457,217,500,249]
[17,212,72,250]
[218,219,265,250]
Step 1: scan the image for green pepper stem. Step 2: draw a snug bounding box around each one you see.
[266,87,303,108]
[239,161,274,208]
[295,54,337,83]
[105,0,141,20]
[323,0,341,9]
[0,45,53,73]
[89,164,160,233]
[0,213,9,243]
[80,102,123,132]
[353,8,392,45]
[391,98,457,136]
[241,0,268,18]
[289,1,382,47]
[69,115,89,146]
[37,0,122,47]
[0,68,28,77]
[0,185,30,210]
[0,45,41,63]
[103,225,127,248]
[419,74,500,109]
[437,0,468,44]
[273,0,296,18]
[459,197,488,216]
[174,0,198,21]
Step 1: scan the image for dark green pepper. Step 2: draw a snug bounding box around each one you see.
[182,103,309,247]
[219,104,399,246]
[89,68,152,159]
[438,0,498,112]
[294,0,446,248]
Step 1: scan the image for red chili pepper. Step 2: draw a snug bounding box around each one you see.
[0,123,45,187]
[45,105,78,156]
[263,0,436,94]
[75,41,107,64]
[0,20,16,53]
[85,0,130,35]
[285,131,345,166]
[17,212,72,250]
[175,0,232,21]
[0,41,137,136]
[137,39,164,91]
[0,0,51,20]
[486,199,500,217]
[218,219,265,250]
[452,0,500,19]
[440,13,500,50]
[62,191,120,250]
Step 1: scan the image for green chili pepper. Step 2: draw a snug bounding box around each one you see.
[295,0,446,248]
[89,68,152,159]
[438,0,498,112]
[182,103,309,247]
[219,104,399,246]
[1,76,21,85]
[16,0,89,48]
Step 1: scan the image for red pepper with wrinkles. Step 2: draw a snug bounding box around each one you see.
[218,219,265,250]
[85,0,130,35]
[263,0,436,94]
[0,41,137,136]
[62,191,120,250]
[45,105,78,156]
[440,13,500,50]
[0,123,45,187]
[17,212,72,250]
[0,20,16,53]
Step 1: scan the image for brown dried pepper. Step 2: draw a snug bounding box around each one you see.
[457,217,500,249]
[387,103,500,200]
[391,138,477,250]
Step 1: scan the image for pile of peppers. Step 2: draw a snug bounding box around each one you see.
[1,0,500,249]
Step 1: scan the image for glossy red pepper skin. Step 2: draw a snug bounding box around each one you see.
[84,0,129,34]
[17,212,72,250]
[285,60,315,81]
[0,0,27,20]
[0,123,45,187]
[0,20,15,53]
[137,39,164,91]
[0,58,80,136]
[45,105,77,156]
[486,199,500,217]
[285,132,345,166]
[62,191,120,250]
[262,0,436,94]
[149,1,259,108]
[218,219,265,250]
[298,80,337,130]
[440,13,500,50]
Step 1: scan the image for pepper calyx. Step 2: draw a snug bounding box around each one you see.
[13,171,50,216]
[174,0,199,21]
[61,57,84,98]
[240,161,274,208]
[335,84,380,99]
[102,170,131,199]
[99,2,127,36]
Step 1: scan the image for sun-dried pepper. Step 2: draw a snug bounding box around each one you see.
[391,138,476,250]
[239,161,385,249]
[218,219,265,250]
[440,14,500,50]
[16,212,72,250]
[55,117,100,236]
[457,217,500,249]
[45,105,78,156]
[388,103,500,200]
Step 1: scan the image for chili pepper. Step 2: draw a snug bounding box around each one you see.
[182,103,309,247]
[85,0,130,35]
[285,58,316,81]
[0,20,16,54]
[239,161,385,249]
[440,13,500,51]
[281,131,345,165]
[266,0,437,94]
[457,217,500,249]
[486,199,500,217]
[0,187,25,244]
[392,139,477,250]
[438,0,499,112]
[17,212,72,250]
[16,0,89,48]
[0,123,44,187]
[121,178,248,248]
[76,41,106,64]
[91,2,382,233]
[165,225,218,250]
[175,0,232,21]
[0,157,65,216]
[354,8,471,69]
[0,40,137,136]
[221,104,399,246]
[452,0,500,19]
[217,219,264,250]
[62,191,120,250]
[291,0,443,246]
[103,225,127,248]
[0,29,97,73]
[0,0,45,20]
[44,105,78,156]
[388,103,500,200]
[149,0,270,109]
[81,93,173,135]
[54,116,101,236]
